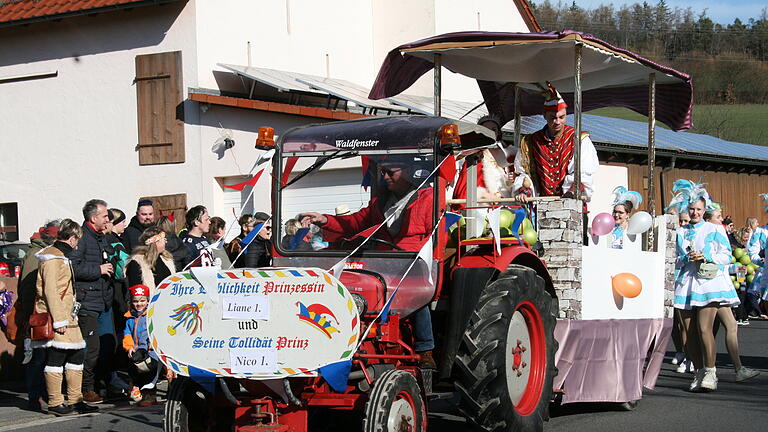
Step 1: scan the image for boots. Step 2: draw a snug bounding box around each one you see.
[45,371,73,416]
[65,368,98,413]
[417,350,437,370]
[65,368,83,404]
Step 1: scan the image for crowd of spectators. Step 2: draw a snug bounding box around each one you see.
[1,198,272,415]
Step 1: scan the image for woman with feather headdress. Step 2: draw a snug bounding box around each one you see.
[747,194,768,309]
[670,180,758,392]
[609,186,643,249]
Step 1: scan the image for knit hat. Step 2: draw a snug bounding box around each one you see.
[129,284,150,298]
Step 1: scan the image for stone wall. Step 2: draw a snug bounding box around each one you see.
[536,198,584,319]
[663,214,679,318]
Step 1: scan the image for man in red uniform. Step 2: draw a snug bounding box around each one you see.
[300,156,437,368]
[512,84,599,202]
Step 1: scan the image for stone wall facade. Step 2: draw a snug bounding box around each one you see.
[664,214,679,318]
[536,198,584,319]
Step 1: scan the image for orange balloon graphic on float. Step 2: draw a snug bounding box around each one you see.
[612,273,642,298]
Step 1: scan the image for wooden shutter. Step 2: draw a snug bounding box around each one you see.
[141,193,187,233]
[135,51,185,165]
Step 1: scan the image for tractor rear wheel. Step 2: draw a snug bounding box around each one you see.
[454,265,557,432]
[363,369,427,432]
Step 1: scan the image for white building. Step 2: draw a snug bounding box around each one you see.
[0,0,539,241]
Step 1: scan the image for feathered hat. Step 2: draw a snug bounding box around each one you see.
[759,193,768,213]
[542,82,567,112]
[665,179,711,213]
[611,186,643,210]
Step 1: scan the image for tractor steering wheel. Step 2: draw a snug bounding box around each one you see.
[368,237,404,251]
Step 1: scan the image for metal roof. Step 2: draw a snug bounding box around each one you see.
[213,64,766,164]
[517,114,768,163]
[218,64,408,114]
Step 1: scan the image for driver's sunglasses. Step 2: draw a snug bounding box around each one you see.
[380,167,403,177]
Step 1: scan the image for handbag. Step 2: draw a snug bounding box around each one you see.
[28,311,53,341]
[697,262,719,280]
[28,280,69,341]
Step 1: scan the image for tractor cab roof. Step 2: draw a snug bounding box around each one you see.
[279,115,496,156]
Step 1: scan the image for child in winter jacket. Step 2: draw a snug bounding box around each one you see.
[122,284,159,406]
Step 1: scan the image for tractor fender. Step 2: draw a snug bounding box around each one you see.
[438,247,556,380]
[456,246,556,300]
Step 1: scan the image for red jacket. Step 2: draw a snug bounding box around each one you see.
[322,188,433,252]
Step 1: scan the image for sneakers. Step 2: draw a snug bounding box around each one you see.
[73,401,99,414]
[82,390,103,404]
[737,319,750,326]
[700,368,718,391]
[48,404,75,416]
[130,386,142,402]
[689,369,704,392]
[676,360,694,374]
[735,366,760,382]
[671,352,685,365]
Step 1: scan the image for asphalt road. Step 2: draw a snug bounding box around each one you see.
[2,320,767,432]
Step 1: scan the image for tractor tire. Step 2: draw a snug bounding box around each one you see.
[454,265,557,432]
[164,377,234,432]
[363,369,427,432]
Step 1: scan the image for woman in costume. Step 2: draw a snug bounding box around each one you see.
[670,180,757,392]
[609,186,642,249]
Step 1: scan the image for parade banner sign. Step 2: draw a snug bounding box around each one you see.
[147,267,360,379]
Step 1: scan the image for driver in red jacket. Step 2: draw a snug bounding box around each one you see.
[301,157,432,251]
[299,155,437,368]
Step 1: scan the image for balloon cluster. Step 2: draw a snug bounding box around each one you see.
[447,208,538,247]
[730,248,761,289]
[590,211,653,237]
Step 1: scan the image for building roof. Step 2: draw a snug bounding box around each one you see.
[209,64,765,168]
[517,114,768,165]
[0,0,182,27]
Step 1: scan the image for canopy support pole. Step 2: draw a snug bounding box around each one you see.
[573,43,583,199]
[513,85,521,147]
[433,54,441,117]
[647,72,657,250]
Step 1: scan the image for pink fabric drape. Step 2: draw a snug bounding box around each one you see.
[553,318,672,404]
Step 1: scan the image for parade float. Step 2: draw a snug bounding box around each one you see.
[154,31,692,432]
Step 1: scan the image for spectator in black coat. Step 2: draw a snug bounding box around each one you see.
[68,199,114,403]
[243,213,273,267]
[156,216,190,272]
[123,200,155,254]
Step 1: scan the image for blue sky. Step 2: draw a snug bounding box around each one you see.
[569,1,766,25]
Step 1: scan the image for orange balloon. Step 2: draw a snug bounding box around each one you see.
[612,273,643,298]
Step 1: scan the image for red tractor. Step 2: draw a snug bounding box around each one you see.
[164,115,558,432]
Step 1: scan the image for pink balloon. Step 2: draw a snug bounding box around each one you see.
[591,212,615,236]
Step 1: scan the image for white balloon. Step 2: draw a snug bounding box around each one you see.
[627,211,653,234]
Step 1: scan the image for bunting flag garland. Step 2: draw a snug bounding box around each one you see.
[487,207,502,254]
[318,360,353,393]
[361,156,372,190]
[289,228,311,249]
[417,236,434,285]
[282,156,299,187]
[188,364,217,394]
[222,169,264,191]
[438,154,457,185]
[510,207,527,244]
[444,212,462,231]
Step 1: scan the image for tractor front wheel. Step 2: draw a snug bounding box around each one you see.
[363,369,427,432]
[454,265,557,432]
[164,377,234,432]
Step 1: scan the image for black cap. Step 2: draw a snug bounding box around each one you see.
[253,212,270,221]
